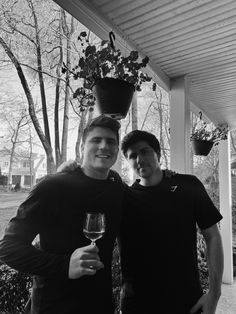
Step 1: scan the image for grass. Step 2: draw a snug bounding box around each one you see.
[0,191,29,238]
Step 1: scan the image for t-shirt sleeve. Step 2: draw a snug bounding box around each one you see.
[192,175,223,230]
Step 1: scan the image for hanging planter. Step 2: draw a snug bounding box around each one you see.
[191,111,229,156]
[191,139,214,156]
[92,78,135,119]
[63,31,156,119]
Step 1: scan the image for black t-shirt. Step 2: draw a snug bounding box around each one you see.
[120,173,223,314]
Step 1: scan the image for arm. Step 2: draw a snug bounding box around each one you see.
[0,177,104,280]
[202,224,224,298]
[0,181,70,279]
[190,224,224,314]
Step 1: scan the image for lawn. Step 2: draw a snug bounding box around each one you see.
[0,191,29,238]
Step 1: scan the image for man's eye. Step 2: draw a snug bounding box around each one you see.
[107,139,117,145]
[129,153,137,160]
[142,149,152,155]
[91,138,101,143]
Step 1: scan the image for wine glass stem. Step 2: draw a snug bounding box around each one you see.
[91,240,96,246]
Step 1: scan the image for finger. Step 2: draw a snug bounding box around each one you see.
[190,302,201,313]
[82,267,97,276]
[83,244,99,252]
[82,259,104,270]
[80,252,100,260]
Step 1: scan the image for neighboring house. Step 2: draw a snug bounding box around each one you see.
[0,148,47,188]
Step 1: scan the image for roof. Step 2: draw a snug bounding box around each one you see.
[53,0,236,130]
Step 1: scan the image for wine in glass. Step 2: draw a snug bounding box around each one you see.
[83,212,106,245]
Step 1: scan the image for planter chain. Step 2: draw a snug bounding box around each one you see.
[109,31,116,50]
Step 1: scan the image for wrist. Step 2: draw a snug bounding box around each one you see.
[209,289,221,299]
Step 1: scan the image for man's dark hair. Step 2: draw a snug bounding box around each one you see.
[82,115,121,144]
[121,130,161,160]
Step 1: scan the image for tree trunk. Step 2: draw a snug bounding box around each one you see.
[75,109,88,163]
[7,122,20,190]
[60,13,74,164]
[7,147,15,191]
[54,14,63,168]
[54,73,61,168]
[29,128,34,189]
[0,36,56,174]
[30,0,51,148]
[140,101,154,130]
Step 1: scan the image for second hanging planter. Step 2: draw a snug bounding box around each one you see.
[192,139,214,156]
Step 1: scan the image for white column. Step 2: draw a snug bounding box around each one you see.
[219,136,233,284]
[169,76,191,174]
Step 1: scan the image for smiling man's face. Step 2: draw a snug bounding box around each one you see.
[81,126,119,178]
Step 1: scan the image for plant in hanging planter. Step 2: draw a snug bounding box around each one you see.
[63,31,155,119]
[191,112,229,156]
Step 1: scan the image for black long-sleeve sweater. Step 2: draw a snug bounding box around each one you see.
[0,167,125,314]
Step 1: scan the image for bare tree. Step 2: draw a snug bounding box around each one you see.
[1,107,29,189]
[0,0,86,173]
[0,35,56,173]
[139,85,170,168]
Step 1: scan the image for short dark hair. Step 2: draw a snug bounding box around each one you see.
[121,130,161,160]
[82,115,121,144]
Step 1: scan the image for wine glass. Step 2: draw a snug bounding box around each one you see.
[83,212,106,245]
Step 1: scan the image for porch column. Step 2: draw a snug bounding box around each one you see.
[219,135,233,284]
[169,76,191,174]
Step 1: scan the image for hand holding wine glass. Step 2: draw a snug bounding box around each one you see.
[68,244,104,279]
[83,212,106,245]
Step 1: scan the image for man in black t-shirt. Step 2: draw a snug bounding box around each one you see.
[0,116,125,314]
[120,130,224,314]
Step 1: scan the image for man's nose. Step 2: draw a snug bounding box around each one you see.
[136,154,143,163]
[99,140,109,149]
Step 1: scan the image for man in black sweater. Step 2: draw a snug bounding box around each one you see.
[0,115,125,314]
[119,130,224,314]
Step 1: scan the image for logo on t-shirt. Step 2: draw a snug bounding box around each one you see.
[170,185,178,192]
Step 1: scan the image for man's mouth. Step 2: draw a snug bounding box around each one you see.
[96,154,110,159]
[138,167,146,172]
[138,164,146,171]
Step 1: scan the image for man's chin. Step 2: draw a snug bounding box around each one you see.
[96,160,115,169]
[138,170,150,178]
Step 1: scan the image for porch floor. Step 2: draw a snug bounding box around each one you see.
[216,279,236,314]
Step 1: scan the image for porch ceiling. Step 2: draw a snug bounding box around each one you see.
[53,0,236,130]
